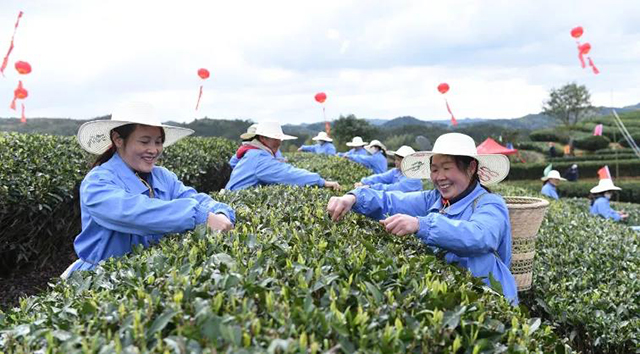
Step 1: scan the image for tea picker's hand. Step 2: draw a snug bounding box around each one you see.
[379,214,419,236]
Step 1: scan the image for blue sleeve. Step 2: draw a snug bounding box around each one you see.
[351,188,435,220]
[361,169,395,185]
[300,145,315,152]
[255,154,325,187]
[324,144,336,155]
[416,195,508,257]
[371,177,423,192]
[80,171,211,235]
[164,169,236,224]
[347,154,374,170]
[228,154,239,169]
[594,200,621,221]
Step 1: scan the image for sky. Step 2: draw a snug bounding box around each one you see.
[1,0,639,125]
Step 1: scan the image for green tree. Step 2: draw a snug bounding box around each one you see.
[542,82,595,128]
[331,114,380,149]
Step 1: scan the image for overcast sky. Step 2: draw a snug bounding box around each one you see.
[1,0,639,124]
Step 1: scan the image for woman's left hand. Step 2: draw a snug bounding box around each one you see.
[379,214,419,236]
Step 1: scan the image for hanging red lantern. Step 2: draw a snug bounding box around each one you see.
[10,80,27,111]
[570,26,584,39]
[437,83,450,94]
[14,60,31,74]
[197,68,210,80]
[314,92,327,104]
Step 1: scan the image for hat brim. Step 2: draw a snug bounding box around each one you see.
[541,176,567,181]
[312,136,333,142]
[77,120,194,155]
[240,132,256,140]
[590,185,622,194]
[401,152,510,185]
[256,133,297,141]
[346,142,367,147]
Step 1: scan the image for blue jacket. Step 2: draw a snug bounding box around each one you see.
[348,151,388,174]
[70,153,235,274]
[361,168,423,192]
[300,142,336,155]
[540,182,559,200]
[225,148,325,191]
[590,197,621,221]
[350,183,518,304]
[230,147,284,168]
[337,147,368,157]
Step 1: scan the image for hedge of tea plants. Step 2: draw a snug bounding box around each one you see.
[0,132,237,275]
[0,185,568,353]
[494,185,640,353]
[284,152,373,187]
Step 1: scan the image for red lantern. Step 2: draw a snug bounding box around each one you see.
[10,80,27,110]
[14,60,31,74]
[578,42,591,55]
[314,92,327,104]
[437,83,450,94]
[197,68,210,80]
[570,26,584,39]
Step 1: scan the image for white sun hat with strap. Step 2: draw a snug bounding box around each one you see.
[389,145,416,158]
[346,136,368,147]
[240,124,259,140]
[401,132,510,185]
[541,170,566,181]
[254,121,297,140]
[311,131,333,142]
[590,178,621,194]
[77,102,194,155]
[366,139,387,152]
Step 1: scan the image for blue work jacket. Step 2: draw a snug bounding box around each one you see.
[299,142,336,155]
[70,153,235,274]
[225,148,325,191]
[348,151,388,174]
[360,168,422,192]
[230,147,284,168]
[590,197,621,221]
[541,182,559,200]
[350,183,518,304]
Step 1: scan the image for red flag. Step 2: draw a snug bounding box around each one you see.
[446,99,457,126]
[597,166,611,180]
[1,11,24,77]
[593,124,603,136]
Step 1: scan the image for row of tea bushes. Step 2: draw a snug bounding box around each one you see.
[0,185,568,353]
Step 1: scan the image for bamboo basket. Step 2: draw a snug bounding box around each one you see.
[504,196,550,292]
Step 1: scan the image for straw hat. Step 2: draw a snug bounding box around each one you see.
[590,179,621,194]
[541,170,566,181]
[77,102,194,155]
[240,124,259,140]
[389,145,416,158]
[311,131,333,142]
[346,136,368,147]
[401,133,510,185]
[366,140,387,152]
[254,121,297,140]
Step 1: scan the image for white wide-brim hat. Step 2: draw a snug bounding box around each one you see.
[541,170,566,181]
[389,145,416,158]
[311,131,333,142]
[346,136,368,147]
[366,139,387,152]
[77,102,194,155]
[401,132,510,185]
[254,121,297,140]
[590,178,622,194]
[240,123,259,140]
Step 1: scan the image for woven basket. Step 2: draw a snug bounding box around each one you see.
[504,196,550,292]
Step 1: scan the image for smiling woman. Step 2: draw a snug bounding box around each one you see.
[62,102,236,278]
[327,133,519,304]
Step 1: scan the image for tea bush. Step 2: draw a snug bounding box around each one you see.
[0,186,568,353]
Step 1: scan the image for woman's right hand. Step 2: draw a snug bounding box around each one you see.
[326,194,356,222]
[207,213,233,232]
[354,182,363,188]
[324,181,341,190]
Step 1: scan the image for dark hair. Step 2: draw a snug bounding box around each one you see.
[430,155,491,193]
[91,124,165,168]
